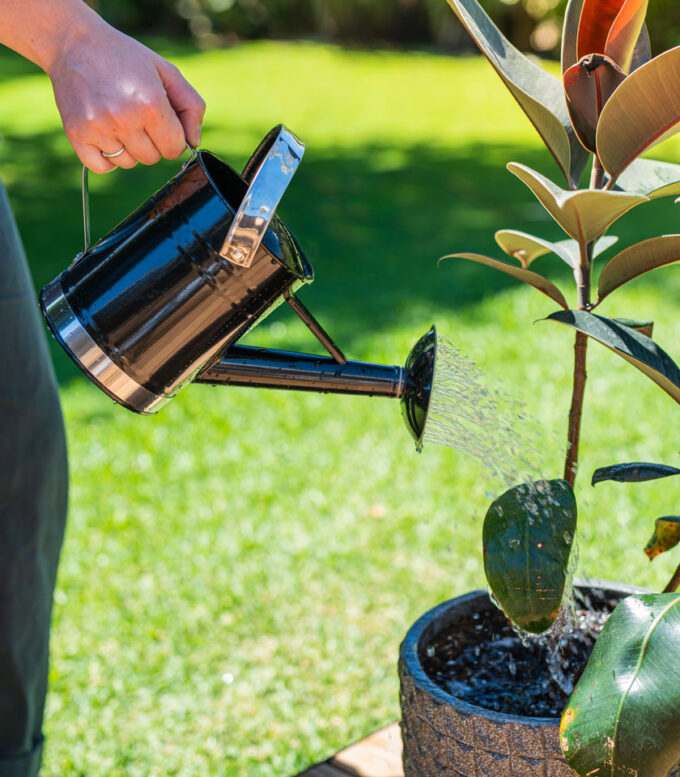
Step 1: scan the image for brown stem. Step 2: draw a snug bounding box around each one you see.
[563,240,592,486]
[663,563,680,593]
[562,157,605,486]
[590,155,605,190]
[564,331,588,486]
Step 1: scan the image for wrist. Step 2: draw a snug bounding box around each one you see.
[30,2,105,75]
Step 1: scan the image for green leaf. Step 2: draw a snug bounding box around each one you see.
[611,157,680,199]
[445,0,588,188]
[645,517,680,560]
[494,231,618,268]
[592,461,680,485]
[494,230,574,267]
[561,0,585,73]
[561,593,680,777]
[440,252,569,308]
[610,317,653,337]
[483,479,577,634]
[546,310,680,404]
[629,23,651,72]
[597,235,680,302]
[508,162,648,244]
[598,46,680,183]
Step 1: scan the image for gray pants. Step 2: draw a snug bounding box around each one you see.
[0,183,68,777]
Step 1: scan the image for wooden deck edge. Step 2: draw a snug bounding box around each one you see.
[294,722,403,777]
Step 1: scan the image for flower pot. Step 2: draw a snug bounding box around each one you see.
[399,580,680,777]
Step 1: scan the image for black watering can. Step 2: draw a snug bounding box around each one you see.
[40,126,437,447]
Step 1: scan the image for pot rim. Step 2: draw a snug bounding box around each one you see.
[399,577,649,726]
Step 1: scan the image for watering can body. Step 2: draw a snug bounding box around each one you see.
[42,129,312,413]
[40,126,437,447]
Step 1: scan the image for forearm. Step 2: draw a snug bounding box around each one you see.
[0,0,104,74]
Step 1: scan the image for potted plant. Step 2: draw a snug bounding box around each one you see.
[399,0,680,775]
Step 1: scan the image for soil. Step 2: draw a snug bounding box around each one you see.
[421,587,621,718]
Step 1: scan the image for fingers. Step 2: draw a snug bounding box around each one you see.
[156,59,206,148]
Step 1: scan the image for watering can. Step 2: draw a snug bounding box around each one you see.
[40,125,437,447]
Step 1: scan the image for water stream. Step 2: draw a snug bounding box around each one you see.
[422,334,584,696]
[422,334,542,488]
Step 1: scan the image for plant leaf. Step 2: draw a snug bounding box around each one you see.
[592,462,680,485]
[610,317,653,337]
[598,47,680,183]
[508,162,647,244]
[440,253,569,308]
[604,0,649,73]
[597,235,680,302]
[564,54,627,152]
[494,229,575,267]
[611,158,680,199]
[561,0,585,73]
[546,310,680,404]
[576,0,626,60]
[561,593,680,777]
[645,517,680,560]
[483,480,577,634]
[445,0,588,188]
[494,231,618,268]
[629,23,651,72]
[592,234,620,258]
[576,0,648,73]
[562,0,650,73]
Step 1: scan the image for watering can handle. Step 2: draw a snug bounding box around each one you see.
[219,125,305,268]
[78,141,198,260]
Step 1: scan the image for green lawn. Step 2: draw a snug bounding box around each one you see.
[2,40,680,776]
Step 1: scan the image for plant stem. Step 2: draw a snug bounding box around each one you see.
[563,148,599,485]
[564,330,588,486]
[590,155,605,190]
[562,151,608,485]
[663,563,680,593]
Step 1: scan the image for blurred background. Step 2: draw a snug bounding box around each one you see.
[3,2,680,776]
[91,0,680,55]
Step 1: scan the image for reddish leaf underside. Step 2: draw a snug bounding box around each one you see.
[564,54,626,151]
[604,0,649,73]
[577,0,627,60]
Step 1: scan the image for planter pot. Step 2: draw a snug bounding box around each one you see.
[399,580,680,777]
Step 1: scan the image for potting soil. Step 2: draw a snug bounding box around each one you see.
[421,590,616,717]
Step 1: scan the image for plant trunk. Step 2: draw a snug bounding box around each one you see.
[564,331,587,486]
[663,563,680,593]
[562,159,603,486]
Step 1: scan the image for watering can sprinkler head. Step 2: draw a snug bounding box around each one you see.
[40,125,439,447]
[400,325,437,449]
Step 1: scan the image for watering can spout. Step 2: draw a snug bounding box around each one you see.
[195,324,437,448]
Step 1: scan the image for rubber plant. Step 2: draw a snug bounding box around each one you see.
[441,0,680,775]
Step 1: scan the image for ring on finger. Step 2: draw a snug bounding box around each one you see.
[101,146,126,159]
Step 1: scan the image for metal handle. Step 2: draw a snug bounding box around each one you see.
[77,142,198,260]
[219,125,305,268]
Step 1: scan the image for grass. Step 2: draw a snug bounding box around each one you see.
[2,39,680,776]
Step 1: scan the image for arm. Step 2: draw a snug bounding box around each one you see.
[0,0,206,172]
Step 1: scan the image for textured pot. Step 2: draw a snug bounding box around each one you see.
[399,581,679,777]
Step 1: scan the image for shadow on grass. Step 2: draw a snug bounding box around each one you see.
[5,129,678,384]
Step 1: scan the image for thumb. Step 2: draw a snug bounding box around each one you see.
[156,59,206,148]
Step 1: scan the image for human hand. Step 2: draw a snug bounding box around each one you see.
[48,17,206,173]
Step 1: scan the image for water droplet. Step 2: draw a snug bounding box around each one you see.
[509,538,520,549]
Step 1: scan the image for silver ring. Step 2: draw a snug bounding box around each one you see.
[101,146,125,159]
